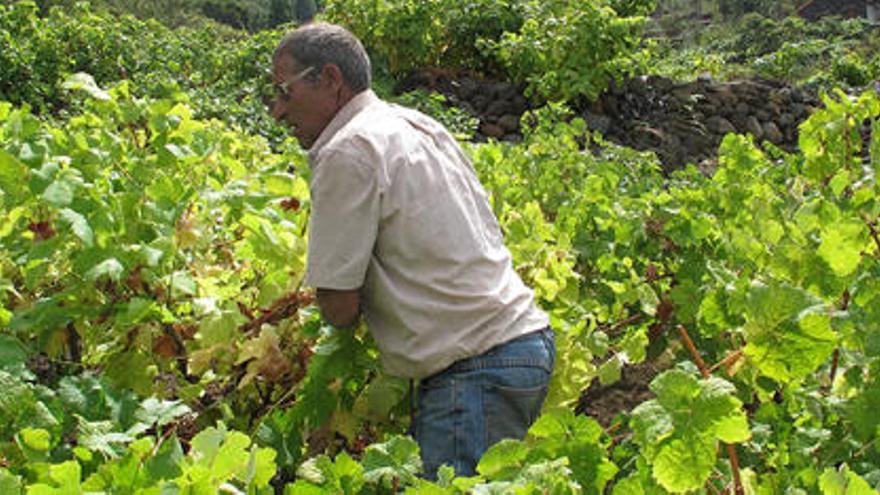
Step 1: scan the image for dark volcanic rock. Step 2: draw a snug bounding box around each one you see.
[707,116,736,134]
[745,116,764,138]
[485,99,513,118]
[584,112,612,134]
[498,114,521,133]
[798,0,866,21]
[763,121,784,143]
[395,68,820,172]
[574,76,820,172]
[480,122,505,139]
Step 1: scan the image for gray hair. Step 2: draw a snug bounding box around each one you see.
[274,23,372,93]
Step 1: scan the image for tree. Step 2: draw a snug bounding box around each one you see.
[269,0,293,27]
[294,0,316,23]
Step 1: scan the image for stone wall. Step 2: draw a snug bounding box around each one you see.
[579,75,819,173]
[398,69,821,174]
[797,0,866,21]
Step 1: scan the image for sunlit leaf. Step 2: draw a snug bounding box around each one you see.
[817,221,865,277]
[62,73,111,101]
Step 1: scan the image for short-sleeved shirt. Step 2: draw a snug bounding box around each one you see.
[304,90,549,379]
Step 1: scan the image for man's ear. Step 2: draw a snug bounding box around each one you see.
[320,64,345,89]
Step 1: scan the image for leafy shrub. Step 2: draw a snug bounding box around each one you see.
[752,39,829,81]
[0,1,131,114]
[728,12,785,57]
[322,0,651,102]
[323,0,526,76]
[718,0,776,19]
[832,52,873,88]
[16,0,206,27]
[608,0,656,17]
[0,1,287,141]
[654,12,878,87]
[199,0,259,30]
[13,0,303,30]
[488,0,651,102]
[649,45,731,81]
[322,0,447,75]
[440,0,526,74]
[698,13,870,59]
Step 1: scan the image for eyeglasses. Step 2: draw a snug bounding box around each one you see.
[278,66,316,96]
[264,66,315,102]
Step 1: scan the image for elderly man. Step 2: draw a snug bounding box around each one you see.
[268,22,554,478]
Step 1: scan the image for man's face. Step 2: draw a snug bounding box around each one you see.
[270,54,335,149]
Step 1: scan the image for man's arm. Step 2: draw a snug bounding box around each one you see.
[306,150,376,329]
[316,288,361,328]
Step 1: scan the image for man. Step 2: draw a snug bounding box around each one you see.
[269,22,554,479]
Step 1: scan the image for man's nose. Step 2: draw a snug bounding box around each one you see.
[270,99,285,122]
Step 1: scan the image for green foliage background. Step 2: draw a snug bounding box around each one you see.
[1,0,880,493]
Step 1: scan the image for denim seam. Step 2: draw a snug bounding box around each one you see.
[444,357,552,374]
[480,379,489,452]
[541,330,556,370]
[452,377,462,474]
[421,328,553,384]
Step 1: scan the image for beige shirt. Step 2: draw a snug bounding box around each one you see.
[304,90,549,379]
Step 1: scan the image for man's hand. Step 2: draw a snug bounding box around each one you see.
[316,288,361,328]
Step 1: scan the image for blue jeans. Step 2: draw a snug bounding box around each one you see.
[413,327,555,479]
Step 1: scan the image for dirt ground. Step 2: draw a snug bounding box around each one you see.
[575,361,663,427]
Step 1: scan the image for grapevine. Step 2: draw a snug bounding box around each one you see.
[1,2,880,493]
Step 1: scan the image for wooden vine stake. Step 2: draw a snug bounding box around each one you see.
[676,325,744,495]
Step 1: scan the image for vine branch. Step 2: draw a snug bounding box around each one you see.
[864,214,880,255]
[707,349,744,376]
[828,289,851,387]
[599,313,644,338]
[239,289,315,336]
[676,324,709,375]
[162,323,197,383]
[676,325,744,495]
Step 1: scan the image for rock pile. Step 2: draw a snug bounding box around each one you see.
[797,0,867,21]
[395,68,530,142]
[581,75,820,172]
[396,69,820,173]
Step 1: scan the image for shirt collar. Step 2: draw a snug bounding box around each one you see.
[308,89,379,163]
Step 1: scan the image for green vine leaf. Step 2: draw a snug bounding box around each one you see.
[0,149,28,205]
[130,398,190,434]
[77,416,135,460]
[62,73,112,101]
[743,282,838,383]
[28,460,82,494]
[362,435,422,486]
[819,465,875,495]
[0,469,22,495]
[631,369,750,493]
[817,220,865,277]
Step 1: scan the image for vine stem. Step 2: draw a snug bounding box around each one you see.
[706,480,722,495]
[605,422,622,435]
[676,324,708,375]
[725,444,743,495]
[676,325,744,495]
[148,422,177,459]
[599,313,644,338]
[829,349,841,386]
[828,289,850,387]
[864,214,880,255]
[707,349,744,376]
[854,437,880,459]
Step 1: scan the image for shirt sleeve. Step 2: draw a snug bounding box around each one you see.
[304,148,380,290]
